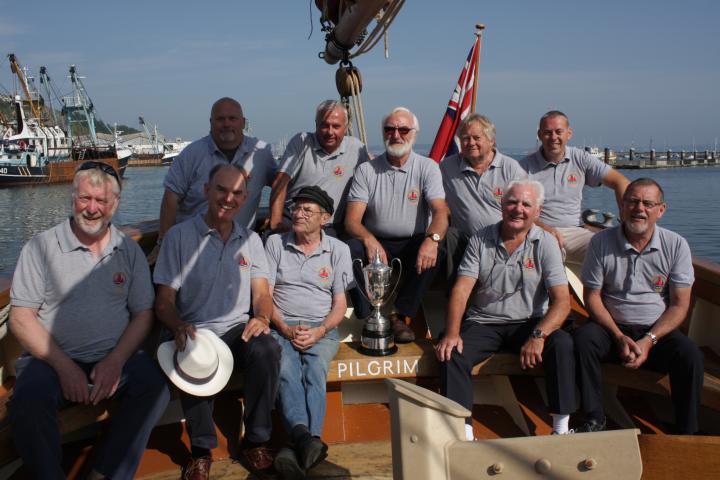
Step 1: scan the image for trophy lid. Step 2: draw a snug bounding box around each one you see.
[367,249,392,274]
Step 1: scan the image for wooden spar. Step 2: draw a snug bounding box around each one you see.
[470,24,485,114]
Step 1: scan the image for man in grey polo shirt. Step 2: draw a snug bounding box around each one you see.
[269,100,370,237]
[441,113,525,285]
[436,179,575,439]
[520,110,629,267]
[9,162,170,479]
[155,97,276,255]
[154,164,281,478]
[265,186,354,478]
[573,178,703,434]
[345,107,450,343]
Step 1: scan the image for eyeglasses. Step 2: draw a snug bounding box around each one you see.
[290,205,325,217]
[623,198,663,209]
[77,161,121,186]
[383,126,415,136]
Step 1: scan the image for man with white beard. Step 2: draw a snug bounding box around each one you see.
[345,107,450,342]
[8,162,170,479]
[573,178,703,434]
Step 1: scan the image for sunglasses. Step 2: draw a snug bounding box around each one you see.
[383,126,415,136]
[77,161,121,187]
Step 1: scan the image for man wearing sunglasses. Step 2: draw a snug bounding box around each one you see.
[269,100,370,238]
[520,111,629,269]
[155,97,276,259]
[573,178,702,434]
[345,107,450,343]
[8,162,170,479]
[437,179,575,438]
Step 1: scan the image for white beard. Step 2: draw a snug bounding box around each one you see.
[385,140,412,158]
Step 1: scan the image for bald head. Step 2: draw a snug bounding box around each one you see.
[210,97,246,150]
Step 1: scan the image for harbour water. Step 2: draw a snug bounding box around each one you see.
[1,164,719,277]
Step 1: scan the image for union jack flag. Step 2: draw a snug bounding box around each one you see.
[429,35,481,163]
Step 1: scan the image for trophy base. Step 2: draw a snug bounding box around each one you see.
[360,328,398,357]
[358,344,398,357]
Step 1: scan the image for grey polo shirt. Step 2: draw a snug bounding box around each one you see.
[440,150,526,237]
[163,134,277,229]
[582,225,694,326]
[458,223,567,324]
[347,151,445,239]
[153,214,269,336]
[265,232,355,325]
[520,146,610,227]
[11,219,154,363]
[279,132,369,225]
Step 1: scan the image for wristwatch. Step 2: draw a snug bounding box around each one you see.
[644,331,658,345]
[426,232,441,242]
[530,328,546,340]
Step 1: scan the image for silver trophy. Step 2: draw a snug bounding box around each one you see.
[354,250,402,356]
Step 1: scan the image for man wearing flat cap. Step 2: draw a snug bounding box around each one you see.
[265,186,354,478]
[154,163,281,479]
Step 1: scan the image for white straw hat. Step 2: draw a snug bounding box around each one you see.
[157,329,233,397]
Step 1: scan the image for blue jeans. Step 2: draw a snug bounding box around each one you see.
[272,326,340,437]
[9,351,170,480]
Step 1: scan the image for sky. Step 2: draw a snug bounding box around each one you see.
[2,0,719,151]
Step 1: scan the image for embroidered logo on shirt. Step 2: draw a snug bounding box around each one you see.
[493,187,504,202]
[523,257,535,270]
[112,272,126,286]
[652,274,667,292]
[407,188,420,204]
[318,266,332,282]
[333,165,344,177]
[567,173,579,185]
[238,255,250,270]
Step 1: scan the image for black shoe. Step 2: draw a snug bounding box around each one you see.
[297,436,328,470]
[577,417,606,433]
[274,447,305,480]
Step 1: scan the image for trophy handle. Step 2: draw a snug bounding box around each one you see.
[352,258,373,306]
[386,257,403,302]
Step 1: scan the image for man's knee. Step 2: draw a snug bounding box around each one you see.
[572,322,606,352]
[546,329,574,357]
[247,334,282,365]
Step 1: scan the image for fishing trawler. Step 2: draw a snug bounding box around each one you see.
[0,57,128,187]
[0,2,718,478]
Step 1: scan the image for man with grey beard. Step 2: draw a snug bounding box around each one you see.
[345,107,450,342]
[573,178,703,434]
[8,162,170,479]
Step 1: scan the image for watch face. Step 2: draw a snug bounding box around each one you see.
[532,328,544,338]
[432,233,441,242]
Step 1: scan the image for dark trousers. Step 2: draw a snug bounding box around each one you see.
[181,324,281,448]
[346,234,445,319]
[444,226,470,294]
[440,320,576,420]
[573,322,704,434]
[9,351,170,480]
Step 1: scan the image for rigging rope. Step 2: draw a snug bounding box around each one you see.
[350,0,404,59]
[336,63,367,146]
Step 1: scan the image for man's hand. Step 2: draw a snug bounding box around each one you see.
[57,360,91,404]
[623,335,652,369]
[241,317,271,342]
[89,355,123,405]
[280,323,298,340]
[291,325,325,351]
[173,321,197,352]
[615,334,643,366]
[416,238,439,274]
[550,227,565,251]
[435,334,463,362]
[520,337,544,370]
[363,237,388,264]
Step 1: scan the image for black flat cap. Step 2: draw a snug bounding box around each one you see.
[293,185,334,215]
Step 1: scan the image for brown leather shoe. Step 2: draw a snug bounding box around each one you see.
[390,313,415,343]
[240,445,275,473]
[182,456,211,480]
